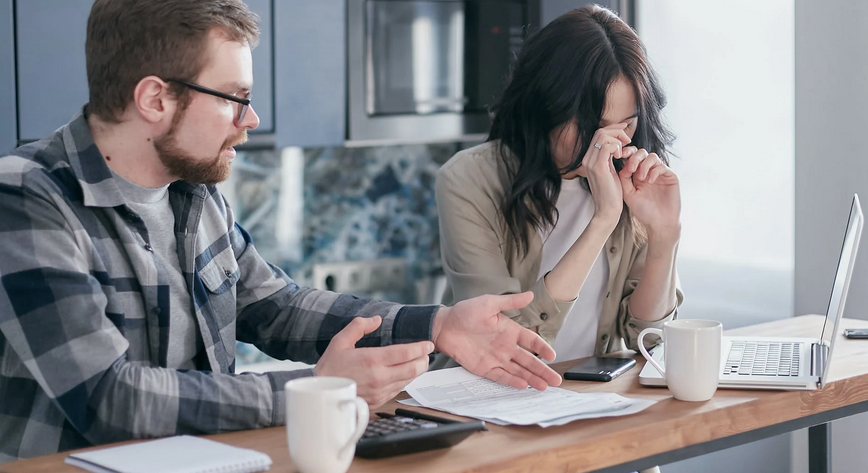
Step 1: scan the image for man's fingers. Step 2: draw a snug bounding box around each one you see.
[509,348,561,390]
[515,326,556,361]
[495,355,552,391]
[331,316,382,349]
[368,378,420,408]
[514,331,562,387]
[485,367,530,390]
[360,351,429,390]
[367,340,435,367]
[486,291,534,313]
[383,355,430,385]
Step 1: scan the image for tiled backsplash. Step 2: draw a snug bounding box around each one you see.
[224,142,468,366]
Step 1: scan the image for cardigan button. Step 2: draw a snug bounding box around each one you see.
[539,312,548,321]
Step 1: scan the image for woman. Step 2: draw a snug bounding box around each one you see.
[433,5,683,367]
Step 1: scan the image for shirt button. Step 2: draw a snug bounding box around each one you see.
[610,247,617,253]
[224,268,232,277]
[601,334,609,340]
[144,244,153,252]
[539,312,548,321]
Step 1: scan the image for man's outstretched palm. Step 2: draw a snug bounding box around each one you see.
[433,292,562,391]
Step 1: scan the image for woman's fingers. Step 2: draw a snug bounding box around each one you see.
[635,152,659,181]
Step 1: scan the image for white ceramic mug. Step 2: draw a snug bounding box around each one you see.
[285,377,369,473]
[638,319,722,402]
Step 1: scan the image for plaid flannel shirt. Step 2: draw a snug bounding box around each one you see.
[0,109,438,463]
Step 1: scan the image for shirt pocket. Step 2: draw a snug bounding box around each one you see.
[196,249,240,363]
[198,252,240,295]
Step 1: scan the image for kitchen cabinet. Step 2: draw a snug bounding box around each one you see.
[273,0,346,148]
[246,0,274,133]
[15,0,91,143]
[0,0,14,154]
[2,1,621,151]
[11,0,273,145]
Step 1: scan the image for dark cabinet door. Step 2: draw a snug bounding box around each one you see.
[273,0,346,147]
[246,0,274,133]
[0,0,15,154]
[15,0,91,142]
[15,0,273,142]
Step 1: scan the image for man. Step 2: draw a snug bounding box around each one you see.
[0,0,561,463]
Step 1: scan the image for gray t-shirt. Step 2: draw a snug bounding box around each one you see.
[112,171,201,369]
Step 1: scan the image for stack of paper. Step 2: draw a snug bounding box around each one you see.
[401,367,655,427]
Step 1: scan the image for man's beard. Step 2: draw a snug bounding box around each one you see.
[153,107,247,185]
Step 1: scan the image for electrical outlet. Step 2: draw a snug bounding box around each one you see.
[312,258,407,294]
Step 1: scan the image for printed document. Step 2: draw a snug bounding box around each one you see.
[402,367,655,427]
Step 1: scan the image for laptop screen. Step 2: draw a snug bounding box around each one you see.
[818,194,863,386]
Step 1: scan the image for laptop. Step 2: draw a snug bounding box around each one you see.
[639,194,863,390]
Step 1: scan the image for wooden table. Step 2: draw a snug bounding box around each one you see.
[5,315,868,473]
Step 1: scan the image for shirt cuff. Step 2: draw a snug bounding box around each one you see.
[267,368,316,426]
[520,275,576,342]
[621,291,683,351]
[391,305,441,344]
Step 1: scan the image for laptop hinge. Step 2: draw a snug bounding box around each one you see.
[810,342,828,386]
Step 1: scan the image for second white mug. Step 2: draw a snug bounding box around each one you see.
[285,377,369,473]
[638,319,722,402]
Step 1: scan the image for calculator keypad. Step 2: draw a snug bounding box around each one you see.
[361,417,439,438]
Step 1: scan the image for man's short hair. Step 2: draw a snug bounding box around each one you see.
[85,0,260,122]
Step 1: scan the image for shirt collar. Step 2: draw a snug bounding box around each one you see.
[62,105,207,207]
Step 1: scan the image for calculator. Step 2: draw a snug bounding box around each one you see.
[355,409,486,458]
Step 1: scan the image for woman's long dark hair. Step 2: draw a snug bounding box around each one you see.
[488,5,674,257]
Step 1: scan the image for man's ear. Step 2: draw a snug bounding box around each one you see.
[133,76,175,124]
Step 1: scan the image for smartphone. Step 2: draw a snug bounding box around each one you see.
[563,357,637,382]
[843,328,868,339]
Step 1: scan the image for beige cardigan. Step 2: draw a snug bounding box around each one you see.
[434,141,683,363]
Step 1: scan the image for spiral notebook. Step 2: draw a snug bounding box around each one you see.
[64,435,272,473]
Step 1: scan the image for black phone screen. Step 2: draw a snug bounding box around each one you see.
[563,356,637,382]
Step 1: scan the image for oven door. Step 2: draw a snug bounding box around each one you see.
[347,0,531,145]
[366,1,467,116]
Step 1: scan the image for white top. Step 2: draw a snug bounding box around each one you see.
[536,178,609,362]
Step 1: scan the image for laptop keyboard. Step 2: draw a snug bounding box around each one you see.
[723,341,803,377]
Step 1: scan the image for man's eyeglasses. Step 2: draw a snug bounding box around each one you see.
[166,79,250,126]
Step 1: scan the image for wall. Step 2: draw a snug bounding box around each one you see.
[792,1,868,472]
[638,1,795,472]
[224,143,462,366]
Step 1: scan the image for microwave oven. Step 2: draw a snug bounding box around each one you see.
[346,0,539,145]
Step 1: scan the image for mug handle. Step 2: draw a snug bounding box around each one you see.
[637,328,666,381]
[338,397,369,460]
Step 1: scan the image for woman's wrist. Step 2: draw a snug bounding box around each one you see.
[590,211,620,234]
[646,223,681,246]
